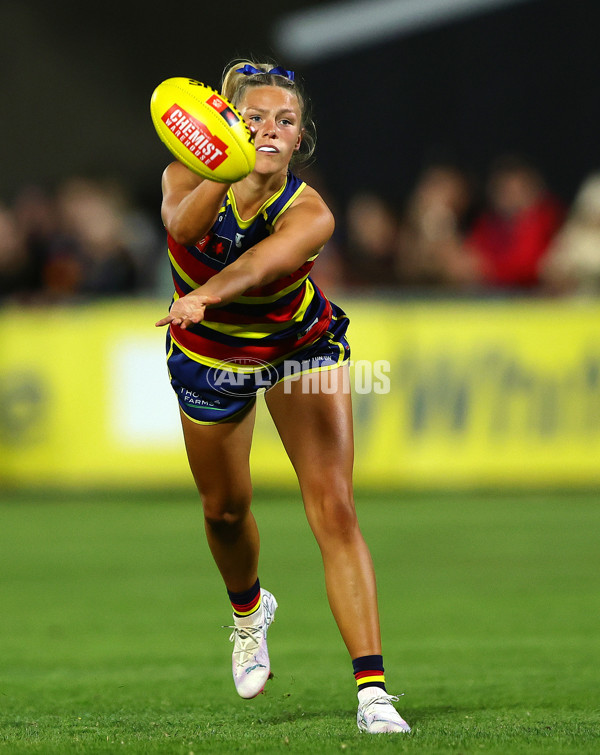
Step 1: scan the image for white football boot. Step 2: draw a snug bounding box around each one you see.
[357,688,411,733]
[226,589,278,699]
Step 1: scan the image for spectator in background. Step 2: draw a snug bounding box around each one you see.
[54,177,138,297]
[463,154,565,290]
[394,163,477,290]
[0,203,30,300]
[540,172,600,296]
[343,191,399,289]
[12,185,59,295]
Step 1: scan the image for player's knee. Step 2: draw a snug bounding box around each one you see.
[306,488,359,540]
[202,491,251,532]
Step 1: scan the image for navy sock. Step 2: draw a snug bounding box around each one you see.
[352,654,387,692]
[228,579,261,618]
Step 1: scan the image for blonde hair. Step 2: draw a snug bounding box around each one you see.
[221,58,316,167]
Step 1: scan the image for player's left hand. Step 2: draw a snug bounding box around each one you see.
[155,293,222,329]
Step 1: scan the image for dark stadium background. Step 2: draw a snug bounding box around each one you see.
[2,0,600,211]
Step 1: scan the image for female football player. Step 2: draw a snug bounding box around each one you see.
[155,59,410,734]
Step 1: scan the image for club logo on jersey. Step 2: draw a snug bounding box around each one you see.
[161,104,229,169]
[196,232,232,265]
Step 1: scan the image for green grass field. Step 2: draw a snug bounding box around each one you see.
[0,489,598,753]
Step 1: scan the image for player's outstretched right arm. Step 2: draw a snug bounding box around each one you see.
[161,161,231,245]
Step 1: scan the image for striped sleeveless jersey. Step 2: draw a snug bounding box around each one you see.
[166,172,333,369]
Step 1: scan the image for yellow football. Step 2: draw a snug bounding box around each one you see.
[150,77,256,182]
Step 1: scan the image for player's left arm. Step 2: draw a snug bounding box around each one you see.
[243,192,335,283]
[156,190,334,329]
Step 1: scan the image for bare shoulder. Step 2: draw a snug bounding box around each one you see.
[296,183,333,215]
[277,183,335,232]
[271,183,335,253]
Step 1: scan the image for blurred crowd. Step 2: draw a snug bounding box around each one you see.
[0,177,168,303]
[313,155,600,299]
[3,156,600,304]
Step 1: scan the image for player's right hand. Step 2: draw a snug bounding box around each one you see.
[155,293,222,329]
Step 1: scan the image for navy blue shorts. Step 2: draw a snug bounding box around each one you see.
[166,309,350,424]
